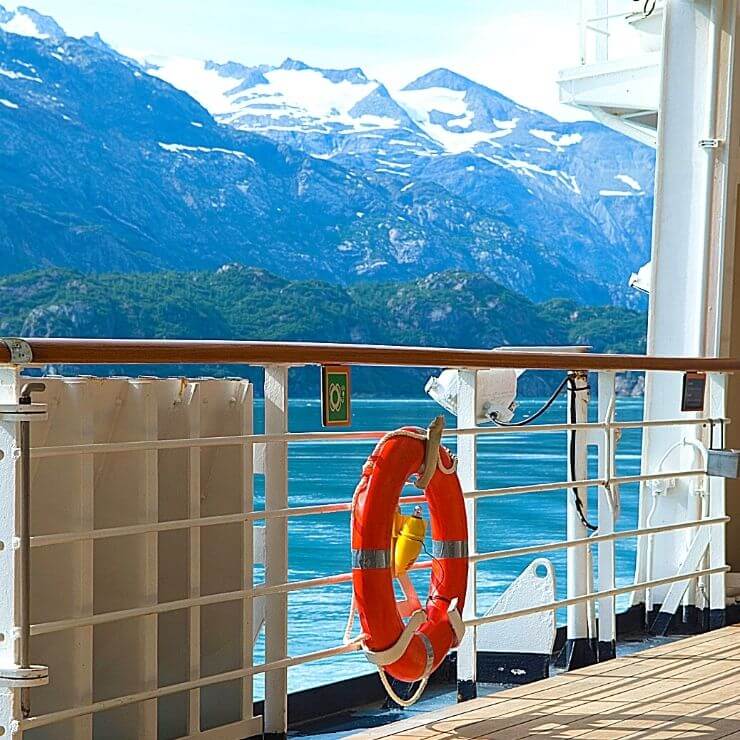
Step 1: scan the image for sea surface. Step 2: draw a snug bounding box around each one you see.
[251,395,643,697]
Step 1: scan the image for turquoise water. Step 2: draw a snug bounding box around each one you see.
[251,395,643,696]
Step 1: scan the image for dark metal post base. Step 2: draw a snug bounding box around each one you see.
[457,679,477,702]
[598,640,616,662]
[565,637,597,670]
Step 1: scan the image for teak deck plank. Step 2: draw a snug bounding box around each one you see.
[353,625,740,739]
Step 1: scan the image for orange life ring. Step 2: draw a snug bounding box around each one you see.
[351,428,468,684]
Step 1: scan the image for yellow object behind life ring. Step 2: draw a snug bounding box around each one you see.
[393,506,426,575]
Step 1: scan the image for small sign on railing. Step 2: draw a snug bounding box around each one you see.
[321,365,351,427]
[681,371,707,412]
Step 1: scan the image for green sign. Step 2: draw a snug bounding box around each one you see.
[321,365,351,426]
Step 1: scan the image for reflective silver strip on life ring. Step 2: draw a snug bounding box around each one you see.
[431,539,468,559]
[418,632,435,677]
[352,548,391,569]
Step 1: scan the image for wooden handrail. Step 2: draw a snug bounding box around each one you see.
[1,338,738,372]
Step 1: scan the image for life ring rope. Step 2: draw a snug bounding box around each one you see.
[378,668,430,708]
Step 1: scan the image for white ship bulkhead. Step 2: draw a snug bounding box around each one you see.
[562,0,740,628]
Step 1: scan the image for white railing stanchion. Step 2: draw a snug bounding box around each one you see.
[264,366,289,739]
[185,383,202,735]
[456,370,478,701]
[597,371,617,660]
[566,370,597,669]
[708,372,727,628]
[594,0,610,63]
[0,366,22,732]
[241,382,257,728]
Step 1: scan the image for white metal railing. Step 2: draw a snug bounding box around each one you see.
[0,352,731,739]
[579,0,664,65]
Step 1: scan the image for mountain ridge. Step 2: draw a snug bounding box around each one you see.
[0,4,654,307]
[0,266,647,396]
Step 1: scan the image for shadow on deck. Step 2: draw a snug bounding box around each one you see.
[351,626,740,739]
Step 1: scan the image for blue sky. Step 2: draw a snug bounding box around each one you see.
[8,1,586,119]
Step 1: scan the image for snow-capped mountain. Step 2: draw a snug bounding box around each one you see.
[146,55,655,293]
[0,5,654,305]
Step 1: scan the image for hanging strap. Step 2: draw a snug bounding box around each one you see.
[447,598,466,646]
[415,415,446,489]
[360,610,427,666]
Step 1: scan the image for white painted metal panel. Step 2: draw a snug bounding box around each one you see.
[476,559,556,656]
[1,376,259,739]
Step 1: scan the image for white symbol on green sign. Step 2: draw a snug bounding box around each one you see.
[329,380,346,414]
[322,367,350,426]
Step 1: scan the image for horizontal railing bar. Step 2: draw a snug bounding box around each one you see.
[252,516,727,598]
[25,569,729,730]
[31,470,708,549]
[465,565,729,628]
[31,589,251,636]
[470,516,729,564]
[26,565,720,730]
[30,512,252,547]
[31,512,725,632]
[253,559,436,597]
[29,418,727,459]
[21,641,361,731]
[613,469,705,486]
[6,337,739,372]
[616,417,722,429]
[584,23,611,35]
[28,424,595,458]
[588,11,635,22]
[468,477,602,501]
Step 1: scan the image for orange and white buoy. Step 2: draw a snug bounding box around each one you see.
[349,419,468,704]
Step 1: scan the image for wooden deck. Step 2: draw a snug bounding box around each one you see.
[355,625,740,739]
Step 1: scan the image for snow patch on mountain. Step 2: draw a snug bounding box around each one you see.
[0,5,65,41]
[145,56,244,114]
[0,64,41,82]
[158,142,255,162]
[395,86,518,153]
[615,173,642,191]
[530,129,582,148]
[223,66,390,131]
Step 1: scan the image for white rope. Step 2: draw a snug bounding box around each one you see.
[377,668,429,708]
[342,592,358,646]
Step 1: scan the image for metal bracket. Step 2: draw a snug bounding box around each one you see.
[699,138,723,149]
[0,403,48,422]
[0,338,32,365]
[0,664,49,688]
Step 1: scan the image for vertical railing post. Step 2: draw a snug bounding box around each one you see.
[566,370,596,670]
[579,0,587,64]
[0,366,49,732]
[597,371,617,661]
[0,365,21,734]
[594,0,609,63]
[186,382,202,735]
[707,371,727,629]
[456,370,477,701]
[264,366,289,739]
